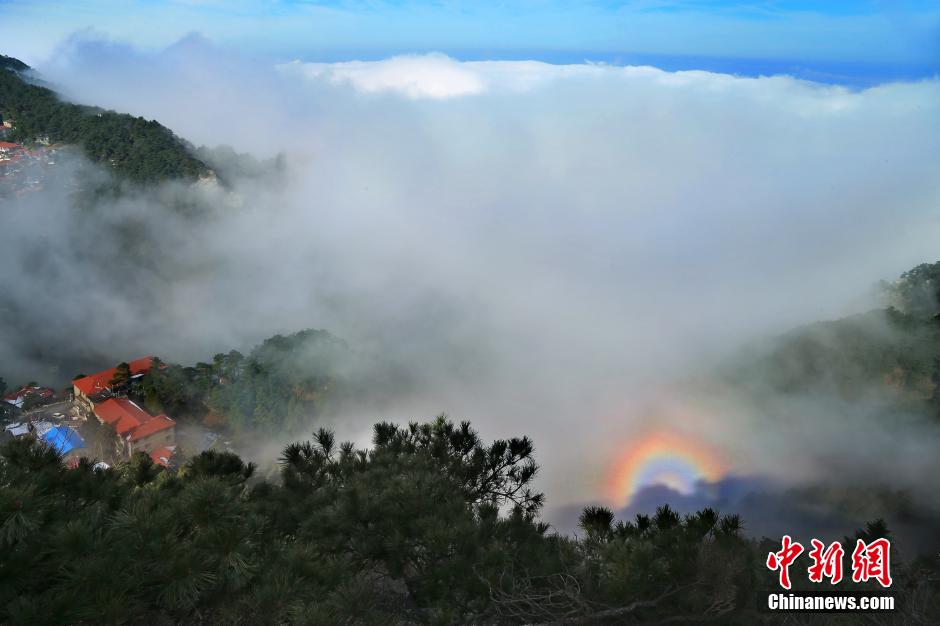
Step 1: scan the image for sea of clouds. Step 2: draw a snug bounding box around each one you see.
[3,35,940,535]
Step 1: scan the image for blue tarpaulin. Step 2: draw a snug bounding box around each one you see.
[42,425,85,455]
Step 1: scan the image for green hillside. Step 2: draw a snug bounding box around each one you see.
[0,54,209,183]
[732,261,940,416]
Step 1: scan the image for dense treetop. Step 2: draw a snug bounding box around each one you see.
[0,54,209,183]
[137,330,374,434]
[884,261,940,318]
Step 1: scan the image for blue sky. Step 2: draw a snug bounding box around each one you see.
[1,1,938,84]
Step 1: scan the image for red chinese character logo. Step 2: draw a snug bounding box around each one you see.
[766,535,804,589]
[851,538,892,588]
[807,539,844,584]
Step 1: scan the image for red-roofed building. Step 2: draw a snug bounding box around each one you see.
[128,414,175,442]
[73,357,156,409]
[3,385,54,409]
[95,398,152,436]
[93,397,176,458]
[150,445,177,468]
[0,141,21,152]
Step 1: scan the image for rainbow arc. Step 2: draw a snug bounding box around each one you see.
[606,430,725,507]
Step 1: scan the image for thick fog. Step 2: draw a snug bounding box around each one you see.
[4,36,940,530]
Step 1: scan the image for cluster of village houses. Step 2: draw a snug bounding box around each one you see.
[0,115,57,194]
[0,139,57,192]
[2,357,178,469]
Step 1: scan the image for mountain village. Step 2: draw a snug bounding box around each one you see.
[0,113,62,195]
[2,357,187,470]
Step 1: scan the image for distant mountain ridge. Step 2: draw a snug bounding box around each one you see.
[0,53,209,183]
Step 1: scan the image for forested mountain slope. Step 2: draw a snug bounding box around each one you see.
[0,54,208,183]
[730,262,940,417]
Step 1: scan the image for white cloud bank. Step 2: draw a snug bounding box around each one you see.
[280,54,621,99]
[285,54,489,99]
[10,42,940,517]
